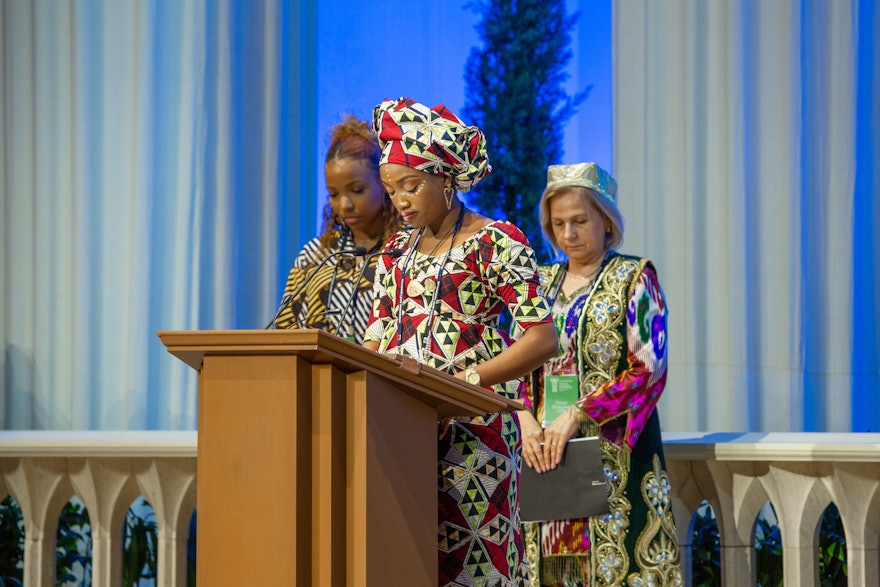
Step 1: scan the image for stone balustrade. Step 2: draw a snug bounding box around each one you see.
[0,431,197,587]
[665,432,880,587]
[1,431,878,586]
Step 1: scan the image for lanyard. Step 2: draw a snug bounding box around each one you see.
[395,205,466,360]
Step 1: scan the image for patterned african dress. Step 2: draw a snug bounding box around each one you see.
[364,221,552,587]
[523,254,682,587]
[274,230,381,340]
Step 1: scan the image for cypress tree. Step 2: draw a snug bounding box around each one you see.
[463,0,588,262]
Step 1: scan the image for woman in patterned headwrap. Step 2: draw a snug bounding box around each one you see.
[363,97,558,587]
[271,115,402,339]
[518,162,682,586]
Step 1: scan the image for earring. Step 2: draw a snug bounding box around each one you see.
[444,186,455,210]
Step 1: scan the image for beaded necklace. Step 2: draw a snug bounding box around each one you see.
[396,204,466,362]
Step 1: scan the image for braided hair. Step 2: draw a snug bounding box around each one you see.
[318,115,403,250]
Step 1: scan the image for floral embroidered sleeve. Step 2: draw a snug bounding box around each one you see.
[574,265,668,449]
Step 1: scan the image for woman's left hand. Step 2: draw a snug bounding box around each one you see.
[542,407,580,469]
[518,410,549,472]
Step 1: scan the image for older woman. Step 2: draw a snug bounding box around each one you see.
[518,163,682,586]
[363,97,557,587]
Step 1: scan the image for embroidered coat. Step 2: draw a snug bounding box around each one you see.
[524,253,682,586]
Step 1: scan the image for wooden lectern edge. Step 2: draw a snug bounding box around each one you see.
[394,354,524,413]
[156,329,524,417]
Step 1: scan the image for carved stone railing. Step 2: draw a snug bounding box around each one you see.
[1,431,878,586]
[0,431,197,587]
[665,432,880,587]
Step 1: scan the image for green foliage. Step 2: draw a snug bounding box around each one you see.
[1,494,179,587]
[818,505,847,586]
[462,0,589,263]
[122,500,157,587]
[53,496,162,587]
[0,496,24,586]
[697,503,844,585]
[56,499,92,586]
[691,502,721,587]
[690,502,848,586]
[755,516,783,587]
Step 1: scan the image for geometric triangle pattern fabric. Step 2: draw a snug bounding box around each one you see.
[438,411,525,587]
[372,97,491,193]
[365,220,551,385]
[364,220,552,586]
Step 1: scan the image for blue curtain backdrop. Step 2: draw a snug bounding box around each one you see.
[851,0,879,433]
[1,0,877,432]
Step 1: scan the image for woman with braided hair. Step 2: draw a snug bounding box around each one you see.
[272,115,403,339]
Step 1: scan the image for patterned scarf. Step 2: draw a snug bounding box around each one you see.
[372,97,491,192]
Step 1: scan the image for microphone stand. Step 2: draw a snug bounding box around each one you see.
[265,246,367,329]
[332,248,404,338]
[288,308,343,330]
[264,294,294,330]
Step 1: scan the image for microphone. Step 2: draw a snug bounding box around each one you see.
[288,308,344,331]
[265,246,368,329]
[332,248,404,338]
[286,249,401,334]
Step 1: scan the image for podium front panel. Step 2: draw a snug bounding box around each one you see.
[158,330,521,586]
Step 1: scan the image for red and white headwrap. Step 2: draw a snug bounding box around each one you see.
[372,97,491,192]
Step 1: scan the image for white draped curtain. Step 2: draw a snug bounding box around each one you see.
[2,0,877,433]
[0,0,500,431]
[613,0,879,433]
[0,0,317,429]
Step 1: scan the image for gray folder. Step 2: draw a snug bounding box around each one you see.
[519,436,610,522]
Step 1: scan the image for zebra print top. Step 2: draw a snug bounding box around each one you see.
[274,230,382,341]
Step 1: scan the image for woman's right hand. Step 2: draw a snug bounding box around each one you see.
[518,410,551,473]
[542,406,581,469]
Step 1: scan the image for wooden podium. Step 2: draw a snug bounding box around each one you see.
[158,329,521,586]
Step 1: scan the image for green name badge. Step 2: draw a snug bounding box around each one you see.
[543,374,580,426]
